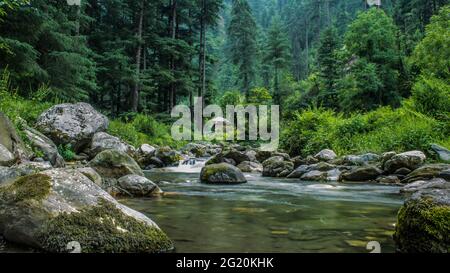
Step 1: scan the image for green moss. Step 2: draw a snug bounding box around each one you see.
[394,197,450,253]
[38,199,173,253]
[0,174,51,202]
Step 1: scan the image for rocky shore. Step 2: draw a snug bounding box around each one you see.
[1,102,449,253]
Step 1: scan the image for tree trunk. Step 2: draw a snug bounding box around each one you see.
[131,0,145,112]
[169,0,177,111]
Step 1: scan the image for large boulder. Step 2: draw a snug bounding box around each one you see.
[35,103,109,152]
[402,164,450,184]
[88,149,144,179]
[0,112,30,163]
[0,169,173,253]
[90,132,135,157]
[23,125,65,167]
[384,151,426,173]
[76,167,103,186]
[262,156,294,177]
[117,175,162,197]
[430,144,450,162]
[341,166,383,182]
[255,150,273,163]
[314,149,337,161]
[200,163,247,184]
[394,178,450,253]
[237,161,263,173]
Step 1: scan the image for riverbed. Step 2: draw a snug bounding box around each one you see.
[120,169,404,253]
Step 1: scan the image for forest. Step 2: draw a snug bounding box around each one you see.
[0,0,449,155]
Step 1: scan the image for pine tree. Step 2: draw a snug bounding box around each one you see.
[227,0,258,99]
[317,27,340,109]
[264,16,290,106]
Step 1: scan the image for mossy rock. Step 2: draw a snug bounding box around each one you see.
[394,197,450,253]
[88,149,144,179]
[155,147,182,166]
[0,169,173,253]
[200,163,247,184]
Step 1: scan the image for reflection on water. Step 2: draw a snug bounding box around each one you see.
[120,171,403,253]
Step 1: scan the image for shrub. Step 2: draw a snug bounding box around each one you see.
[411,75,450,120]
[281,106,449,157]
[57,144,75,161]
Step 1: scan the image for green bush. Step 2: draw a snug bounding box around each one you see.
[281,106,449,157]
[412,75,450,120]
[108,114,185,149]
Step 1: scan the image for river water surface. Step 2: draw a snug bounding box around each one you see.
[120,165,404,253]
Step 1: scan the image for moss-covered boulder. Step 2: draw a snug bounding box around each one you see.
[262,156,294,177]
[0,144,15,167]
[0,169,173,253]
[90,132,135,158]
[88,149,144,179]
[155,146,182,167]
[394,179,450,253]
[237,161,263,173]
[200,163,247,184]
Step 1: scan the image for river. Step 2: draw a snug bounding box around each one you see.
[119,162,404,253]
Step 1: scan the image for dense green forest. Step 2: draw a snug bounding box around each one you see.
[0,0,449,155]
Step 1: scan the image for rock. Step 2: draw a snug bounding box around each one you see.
[117,175,162,197]
[0,169,173,253]
[0,144,14,167]
[287,162,336,179]
[376,175,401,185]
[0,161,53,185]
[88,149,144,179]
[341,166,383,182]
[76,167,103,186]
[138,144,157,157]
[262,156,294,177]
[237,161,263,173]
[22,125,65,167]
[342,153,380,166]
[400,178,450,197]
[301,171,328,181]
[291,156,306,169]
[181,143,207,157]
[223,150,251,165]
[402,164,450,184]
[381,151,397,168]
[35,103,109,152]
[144,157,165,169]
[440,169,450,181]
[314,149,337,161]
[245,150,258,162]
[394,168,412,175]
[384,151,426,173]
[205,153,236,166]
[90,132,135,157]
[273,152,290,160]
[394,178,450,253]
[256,150,273,163]
[430,144,450,162]
[0,112,30,163]
[200,163,247,184]
[305,155,319,164]
[155,147,181,166]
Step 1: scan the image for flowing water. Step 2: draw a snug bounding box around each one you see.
[120,161,404,253]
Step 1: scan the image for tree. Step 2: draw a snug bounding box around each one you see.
[317,27,340,109]
[341,7,402,111]
[227,0,258,99]
[264,16,290,106]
